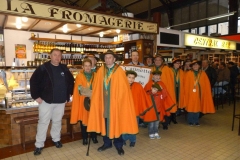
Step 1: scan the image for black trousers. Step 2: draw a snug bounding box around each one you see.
[102,118,123,148]
[80,121,97,140]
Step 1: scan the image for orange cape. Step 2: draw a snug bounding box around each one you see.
[131,82,152,116]
[168,68,185,110]
[183,70,215,113]
[87,65,138,139]
[143,81,174,122]
[150,65,177,113]
[70,71,94,125]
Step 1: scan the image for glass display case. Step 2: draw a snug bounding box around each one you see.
[0,67,36,109]
[0,66,80,109]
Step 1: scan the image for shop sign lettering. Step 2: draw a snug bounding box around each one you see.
[0,0,157,33]
[185,34,236,50]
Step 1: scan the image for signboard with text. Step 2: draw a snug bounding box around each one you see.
[0,0,158,34]
[120,65,151,87]
[185,34,236,50]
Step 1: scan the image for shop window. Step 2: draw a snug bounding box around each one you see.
[208,24,217,36]
[199,26,206,35]
[191,28,197,34]
[218,22,228,35]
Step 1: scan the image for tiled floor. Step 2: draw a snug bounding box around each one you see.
[2,102,240,160]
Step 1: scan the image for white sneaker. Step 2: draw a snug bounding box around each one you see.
[149,134,155,139]
[154,133,161,139]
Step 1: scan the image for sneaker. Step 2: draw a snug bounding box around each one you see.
[195,123,200,126]
[189,123,193,126]
[33,148,43,155]
[149,134,155,139]
[154,133,161,139]
[53,141,62,148]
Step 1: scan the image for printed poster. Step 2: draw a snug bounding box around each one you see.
[15,44,26,59]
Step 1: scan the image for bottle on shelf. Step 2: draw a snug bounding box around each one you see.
[65,43,70,53]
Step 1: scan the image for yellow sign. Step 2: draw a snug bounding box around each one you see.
[0,0,158,34]
[15,44,26,59]
[185,34,236,50]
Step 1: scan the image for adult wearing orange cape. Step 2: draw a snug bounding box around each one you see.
[184,59,215,126]
[168,58,185,124]
[87,50,138,156]
[70,59,98,145]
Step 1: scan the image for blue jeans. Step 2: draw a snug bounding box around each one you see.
[122,117,138,143]
[148,121,159,135]
[187,112,200,124]
[102,118,123,148]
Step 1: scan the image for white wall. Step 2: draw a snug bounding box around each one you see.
[4,29,113,66]
[4,29,34,66]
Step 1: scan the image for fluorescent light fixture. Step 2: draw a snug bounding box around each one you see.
[16,24,22,29]
[99,32,104,37]
[62,24,68,33]
[21,17,28,22]
[16,17,22,25]
[116,29,121,34]
[76,24,81,28]
[16,17,22,29]
[208,11,236,20]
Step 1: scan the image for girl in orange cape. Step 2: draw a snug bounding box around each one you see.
[122,70,152,147]
[70,59,98,145]
[184,59,215,126]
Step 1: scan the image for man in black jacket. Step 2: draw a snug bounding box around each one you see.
[202,59,217,88]
[30,48,74,156]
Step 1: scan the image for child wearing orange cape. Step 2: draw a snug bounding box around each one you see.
[143,70,175,139]
[122,70,152,147]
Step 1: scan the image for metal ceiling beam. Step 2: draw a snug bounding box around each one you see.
[158,0,174,26]
[48,22,66,33]
[59,0,80,7]
[106,0,128,14]
[27,19,41,31]
[124,0,142,8]
[81,0,89,7]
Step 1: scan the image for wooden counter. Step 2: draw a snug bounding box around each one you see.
[0,103,80,146]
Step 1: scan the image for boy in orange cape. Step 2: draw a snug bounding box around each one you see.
[70,59,98,145]
[87,50,138,156]
[143,70,175,139]
[183,59,215,126]
[142,82,173,139]
[149,54,176,129]
[122,70,152,147]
